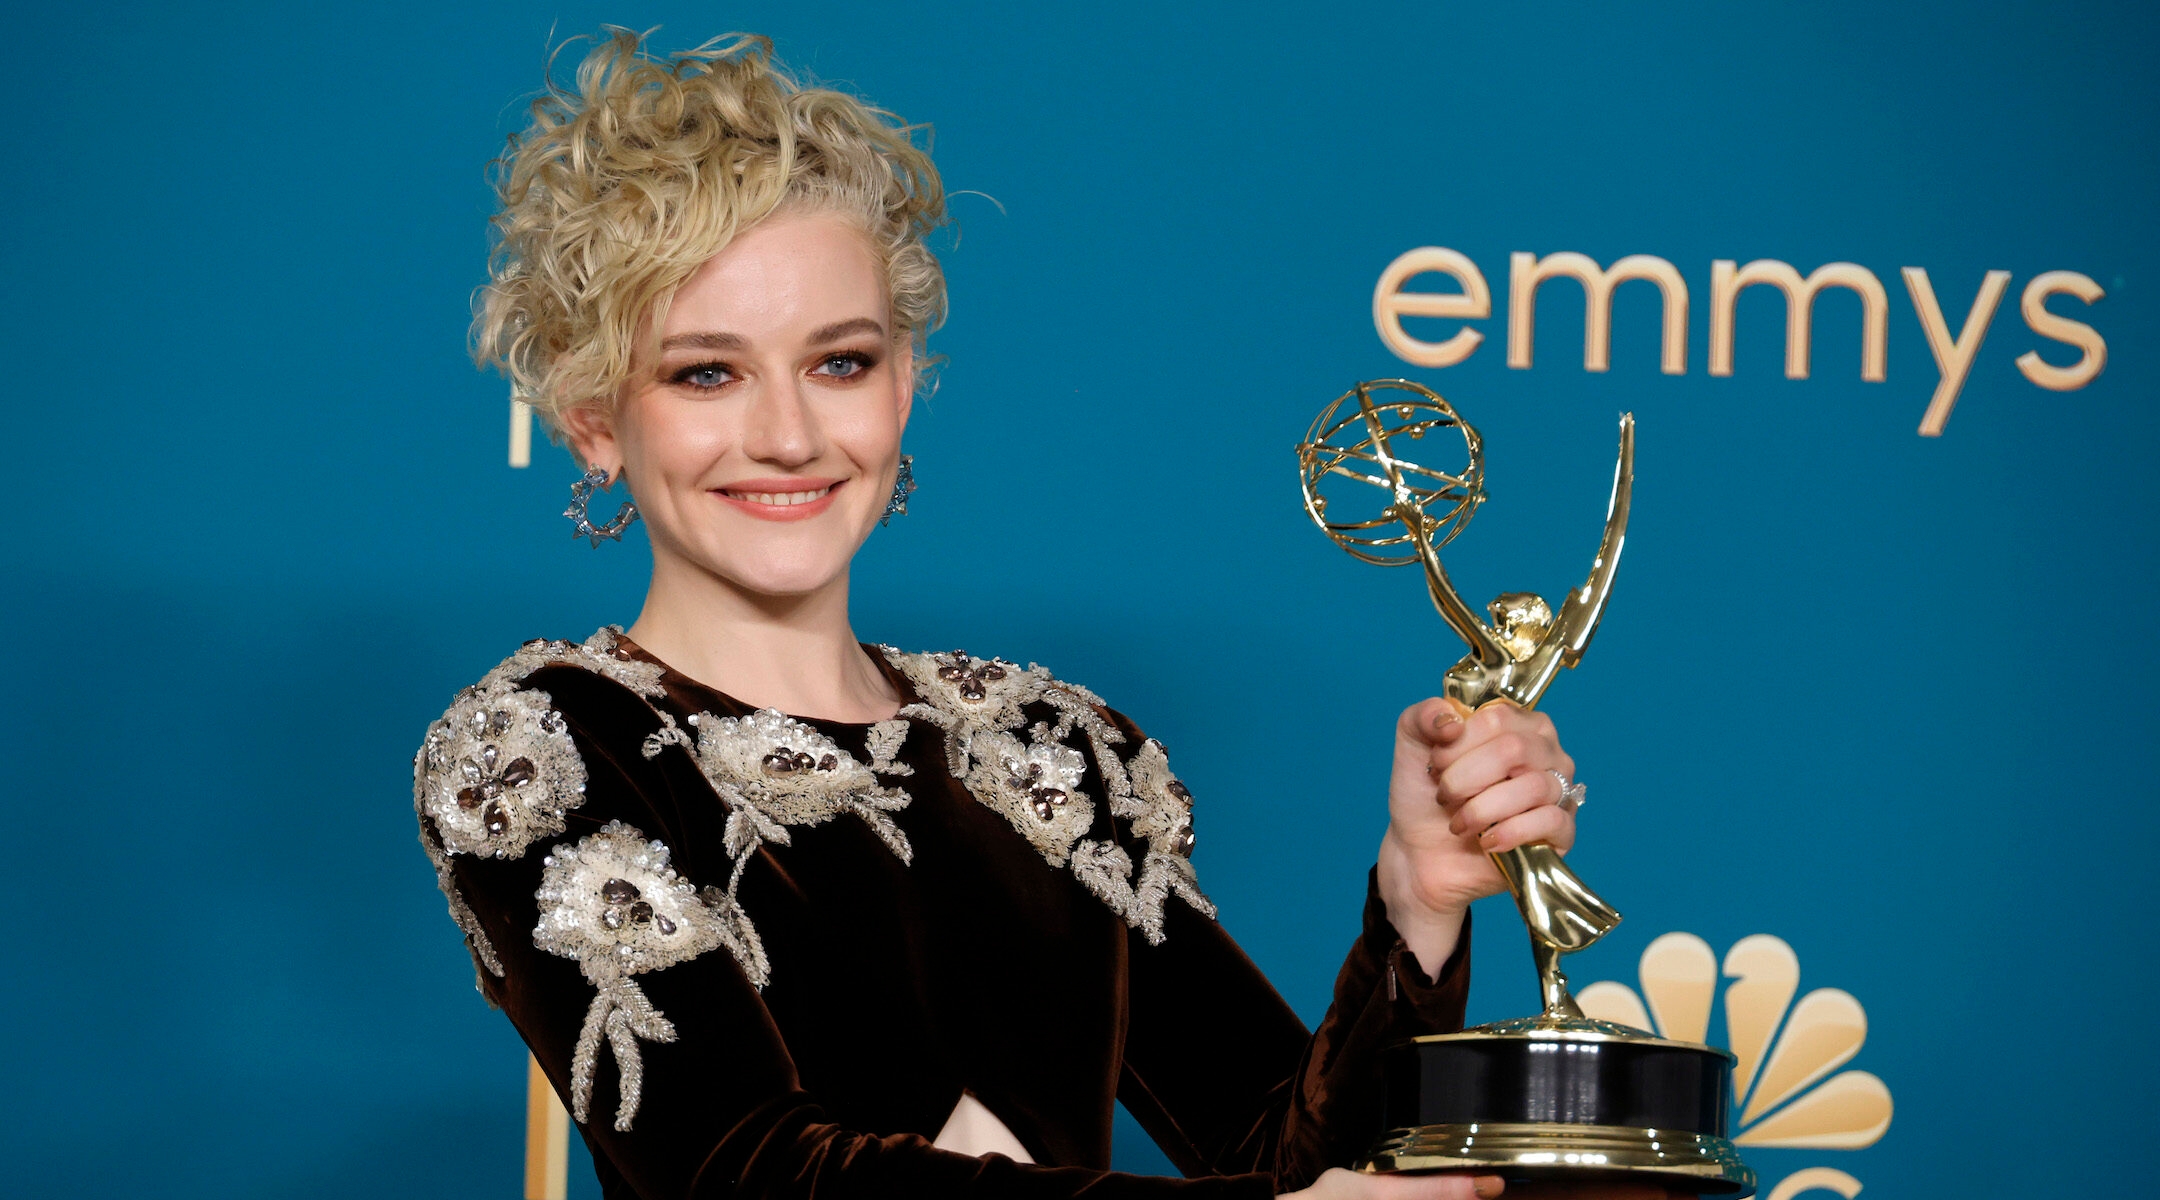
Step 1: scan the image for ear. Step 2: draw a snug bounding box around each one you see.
[559,403,623,481]
[893,339,916,432]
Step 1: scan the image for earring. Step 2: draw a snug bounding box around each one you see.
[880,454,916,526]
[565,466,640,546]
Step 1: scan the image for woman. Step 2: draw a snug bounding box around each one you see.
[417,30,1586,1200]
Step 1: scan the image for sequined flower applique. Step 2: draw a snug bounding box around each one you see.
[685,708,913,966]
[417,687,588,860]
[883,648,1054,774]
[416,628,694,991]
[477,626,704,761]
[882,646,1215,941]
[533,821,730,1131]
[478,626,669,701]
[1119,739,1196,856]
[691,708,913,862]
[963,731,1097,867]
[884,645,1137,811]
[1117,738,1216,941]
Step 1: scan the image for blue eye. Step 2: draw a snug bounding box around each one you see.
[674,363,734,390]
[816,353,872,379]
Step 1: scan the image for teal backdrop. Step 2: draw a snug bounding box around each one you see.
[5,2,2153,1197]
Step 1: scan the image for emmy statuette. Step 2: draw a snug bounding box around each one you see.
[1296,380,1754,1196]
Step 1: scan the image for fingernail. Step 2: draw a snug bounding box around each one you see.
[1434,706,1464,730]
[1473,1176,1505,1198]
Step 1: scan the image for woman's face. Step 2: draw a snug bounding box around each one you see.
[574,211,913,603]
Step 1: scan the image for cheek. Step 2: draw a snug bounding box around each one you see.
[833,387,905,458]
[620,403,732,488]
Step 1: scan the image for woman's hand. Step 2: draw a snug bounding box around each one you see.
[1376,698,1579,978]
[1279,1170,1682,1200]
[1279,1168,1502,1200]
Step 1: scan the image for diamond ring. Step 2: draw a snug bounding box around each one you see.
[1547,768,1586,813]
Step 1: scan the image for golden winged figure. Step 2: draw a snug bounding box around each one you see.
[1297,379,1635,1019]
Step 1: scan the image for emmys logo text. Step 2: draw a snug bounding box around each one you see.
[1373,247,2107,436]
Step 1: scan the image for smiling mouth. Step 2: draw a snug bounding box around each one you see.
[719,484,835,506]
[713,479,844,521]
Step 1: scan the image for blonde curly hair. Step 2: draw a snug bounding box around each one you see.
[472,29,948,435]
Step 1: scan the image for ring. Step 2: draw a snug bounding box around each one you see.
[1546,768,1587,812]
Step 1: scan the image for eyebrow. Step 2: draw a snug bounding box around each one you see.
[658,317,887,354]
[658,330,746,353]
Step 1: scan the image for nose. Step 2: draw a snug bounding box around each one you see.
[739,374,825,468]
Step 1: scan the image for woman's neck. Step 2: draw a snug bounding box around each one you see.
[623,559,901,724]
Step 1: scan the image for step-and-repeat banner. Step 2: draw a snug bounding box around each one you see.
[6,3,2151,1197]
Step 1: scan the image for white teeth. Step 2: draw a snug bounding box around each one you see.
[729,485,832,506]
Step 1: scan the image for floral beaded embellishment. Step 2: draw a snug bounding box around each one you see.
[884,647,1213,941]
[684,709,914,979]
[883,647,1132,781]
[479,626,668,700]
[691,708,914,863]
[417,686,587,860]
[414,628,687,991]
[964,731,1096,867]
[884,648,1051,775]
[484,626,707,760]
[1114,738,1215,942]
[534,821,727,1131]
[1120,739,1196,857]
[1065,755,1211,946]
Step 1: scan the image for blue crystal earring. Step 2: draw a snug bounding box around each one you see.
[565,466,640,546]
[880,454,916,526]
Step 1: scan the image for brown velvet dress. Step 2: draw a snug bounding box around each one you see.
[413,629,1469,1199]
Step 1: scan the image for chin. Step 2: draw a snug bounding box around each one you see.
[712,542,858,600]
[729,569,847,599]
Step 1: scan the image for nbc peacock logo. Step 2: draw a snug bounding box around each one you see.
[1577,933,1892,1200]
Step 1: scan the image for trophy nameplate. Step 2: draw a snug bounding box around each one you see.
[1296,380,1754,1196]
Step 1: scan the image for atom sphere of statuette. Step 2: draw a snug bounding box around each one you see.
[1296,379,1487,567]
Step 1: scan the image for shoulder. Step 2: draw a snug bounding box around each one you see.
[876,644,1167,787]
[881,645,1214,939]
[473,626,671,705]
[413,627,674,862]
[878,645,1119,738]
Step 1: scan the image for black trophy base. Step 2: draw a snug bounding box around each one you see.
[1357,1017,1756,1197]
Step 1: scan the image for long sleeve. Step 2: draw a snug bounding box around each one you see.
[1118,873,1470,1193]
[417,639,1472,1200]
[1094,710,1472,1195]
[432,664,1284,1200]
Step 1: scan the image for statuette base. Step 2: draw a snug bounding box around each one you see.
[1357,1020,1755,1196]
[1358,1120,1752,1194]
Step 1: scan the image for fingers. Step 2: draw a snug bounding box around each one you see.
[1399,696,1470,749]
[1299,1167,1505,1199]
[1371,1173,1504,1200]
[1478,800,1574,854]
[1435,728,1573,807]
[1446,770,1561,837]
[1503,1183,1672,1200]
[1428,702,1562,773]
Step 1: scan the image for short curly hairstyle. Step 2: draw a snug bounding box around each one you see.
[472,28,948,435]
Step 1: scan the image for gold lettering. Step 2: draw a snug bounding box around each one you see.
[1902,268,2011,437]
[2015,270,2107,392]
[1507,251,1688,374]
[1373,247,1491,368]
[1709,260,1888,382]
